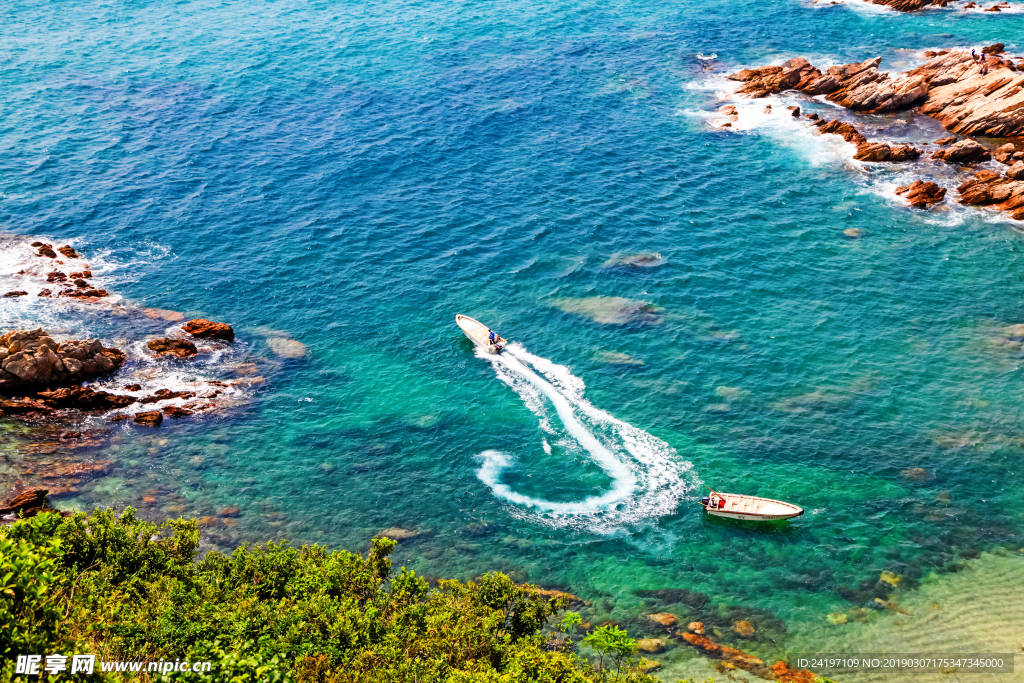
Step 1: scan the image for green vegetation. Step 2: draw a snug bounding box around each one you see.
[0,508,662,682]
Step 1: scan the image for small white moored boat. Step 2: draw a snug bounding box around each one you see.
[700,490,803,521]
[455,314,507,354]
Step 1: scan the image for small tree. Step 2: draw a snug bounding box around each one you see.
[583,624,637,680]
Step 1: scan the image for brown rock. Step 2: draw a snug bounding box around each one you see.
[786,105,801,117]
[147,338,198,358]
[57,245,80,259]
[46,271,67,282]
[220,506,241,517]
[163,405,194,418]
[0,396,54,414]
[37,246,57,258]
[895,180,947,208]
[37,289,51,297]
[68,271,91,279]
[36,386,136,411]
[957,169,1024,219]
[854,141,921,162]
[817,119,867,145]
[982,43,1005,55]
[932,138,991,163]
[0,487,50,518]
[771,661,820,683]
[183,319,235,342]
[0,330,126,392]
[869,0,938,10]
[728,57,823,98]
[647,613,678,628]
[687,621,705,635]
[678,632,765,671]
[140,389,196,404]
[59,288,108,298]
[1007,161,1024,180]
[994,142,1017,164]
[934,135,957,145]
[124,384,142,391]
[196,515,220,526]
[3,291,28,298]
[133,411,163,427]
[763,104,772,114]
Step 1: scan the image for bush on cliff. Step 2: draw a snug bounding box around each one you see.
[0,508,658,682]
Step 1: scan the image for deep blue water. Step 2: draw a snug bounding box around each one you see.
[3,0,1024,675]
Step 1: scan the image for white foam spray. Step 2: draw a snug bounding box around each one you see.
[474,343,693,532]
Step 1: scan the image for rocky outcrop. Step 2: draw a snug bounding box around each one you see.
[0,330,125,392]
[994,142,1024,165]
[183,319,235,342]
[1006,161,1024,180]
[727,57,822,98]
[730,50,1024,137]
[934,135,957,145]
[931,138,992,163]
[676,628,818,683]
[36,386,136,411]
[956,169,1024,219]
[854,141,921,162]
[895,180,947,208]
[0,487,62,522]
[910,51,1024,137]
[814,118,920,162]
[147,338,198,358]
[870,0,941,10]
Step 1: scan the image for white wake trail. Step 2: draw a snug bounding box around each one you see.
[475,343,693,532]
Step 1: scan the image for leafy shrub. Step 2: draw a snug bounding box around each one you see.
[0,509,658,683]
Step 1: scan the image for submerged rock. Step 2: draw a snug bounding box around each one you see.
[734,620,756,636]
[636,638,666,654]
[646,613,678,628]
[602,252,666,269]
[552,296,663,325]
[377,527,421,541]
[183,319,235,342]
[147,338,198,358]
[895,180,946,208]
[267,336,308,358]
[0,329,126,392]
[843,228,865,238]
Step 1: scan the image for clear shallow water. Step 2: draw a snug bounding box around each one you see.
[3,0,1024,674]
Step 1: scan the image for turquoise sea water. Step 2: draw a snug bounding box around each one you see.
[3,0,1024,675]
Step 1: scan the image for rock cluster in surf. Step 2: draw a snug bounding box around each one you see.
[724,45,1024,220]
[0,329,125,391]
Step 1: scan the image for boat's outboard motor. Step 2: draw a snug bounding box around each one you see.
[701,496,710,507]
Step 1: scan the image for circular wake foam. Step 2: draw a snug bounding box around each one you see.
[474,343,693,533]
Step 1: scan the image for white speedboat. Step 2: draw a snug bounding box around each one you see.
[701,490,803,521]
[456,314,507,354]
